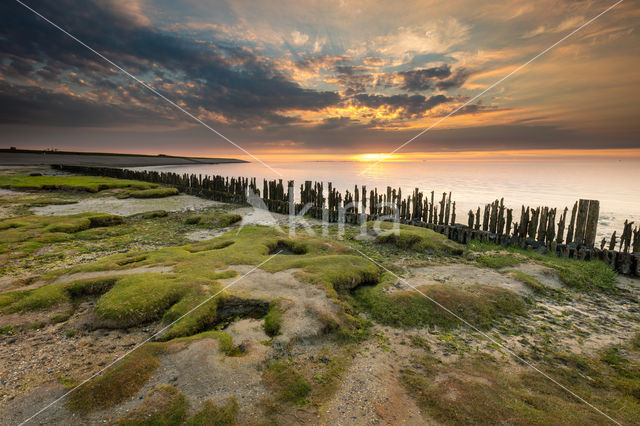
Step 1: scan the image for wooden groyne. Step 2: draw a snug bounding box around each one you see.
[52,165,639,277]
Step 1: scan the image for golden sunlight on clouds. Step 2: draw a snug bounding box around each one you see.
[251,148,640,164]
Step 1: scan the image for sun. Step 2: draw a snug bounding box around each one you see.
[353,153,394,162]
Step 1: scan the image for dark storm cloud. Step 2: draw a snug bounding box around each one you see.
[435,68,471,90]
[353,93,450,117]
[334,65,373,95]
[399,65,451,91]
[317,116,355,130]
[0,81,177,126]
[0,0,340,127]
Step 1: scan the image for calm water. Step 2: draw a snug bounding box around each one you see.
[132,159,639,240]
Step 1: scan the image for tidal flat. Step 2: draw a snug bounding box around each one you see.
[1,167,639,425]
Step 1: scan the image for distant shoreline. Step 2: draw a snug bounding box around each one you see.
[0,149,247,167]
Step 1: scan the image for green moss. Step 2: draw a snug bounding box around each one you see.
[264,301,283,336]
[510,271,547,295]
[477,253,522,269]
[555,260,617,292]
[372,222,464,256]
[268,239,308,254]
[1,277,119,313]
[186,397,238,426]
[185,211,242,228]
[4,283,68,312]
[172,330,241,356]
[160,297,219,341]
[67,343,165,412]
[468,240,618,292]
[354,277,526,330]
[117,385,188,426]
[125,187,179,199]
[129,210,168,219]
[0,174,158,193]
[94,274,189,327]
[0,325,16,335]
[217,213,242,227]
[263,361,311,405]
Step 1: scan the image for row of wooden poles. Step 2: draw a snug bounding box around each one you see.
[52,165,639,275]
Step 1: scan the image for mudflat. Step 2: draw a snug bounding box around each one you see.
[0,150,245,167]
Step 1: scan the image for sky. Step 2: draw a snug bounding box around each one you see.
[1,0,639,161]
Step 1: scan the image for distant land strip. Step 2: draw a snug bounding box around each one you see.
[0,148,247,167]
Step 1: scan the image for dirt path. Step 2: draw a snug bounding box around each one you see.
[321,328,429,425]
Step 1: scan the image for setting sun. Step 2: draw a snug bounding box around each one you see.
[353,153,395,162]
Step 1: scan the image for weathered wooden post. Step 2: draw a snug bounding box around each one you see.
[444,192,451,225]
[609,231,617,251]
[429,191,434,224]
[557,207,568,243]
[438,193,446,225]
[451,201,456,226]
[546,208,556,245]
[537,207,548,243]
[566,202,577,244]
[584,200,600,247]
[574,199,589,245]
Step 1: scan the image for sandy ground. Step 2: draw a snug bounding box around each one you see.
[31,195,223,217]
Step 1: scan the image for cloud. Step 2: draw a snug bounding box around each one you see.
[353,93,450,118]
[522,16,585,38]
[376,18,470,60]
[399,65,452,91]
[435,68,471,90]
[0,81,178,127]
[290,30,309,46]
[0,0,342,128]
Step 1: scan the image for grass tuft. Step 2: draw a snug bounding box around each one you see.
[476,253,522,269]
[67,344,165,412]
[468,240,617,292]
[354,277,526,330]
[186,397,238,426]
[117,384,188,425]
[264,300,283,336]
[263,361,311,405]
[372,222,464,256]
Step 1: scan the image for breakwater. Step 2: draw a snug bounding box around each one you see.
[52,164,639,277]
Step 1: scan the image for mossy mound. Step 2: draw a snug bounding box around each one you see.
[0,174,159,193]
[371,222,464,256]
[184,210,242,228]
[354,276,526,330]
[3,226,381,334]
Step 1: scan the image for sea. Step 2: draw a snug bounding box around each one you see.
[131,159,639,241]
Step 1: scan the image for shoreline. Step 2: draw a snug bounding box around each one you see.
[0,150,246,168]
